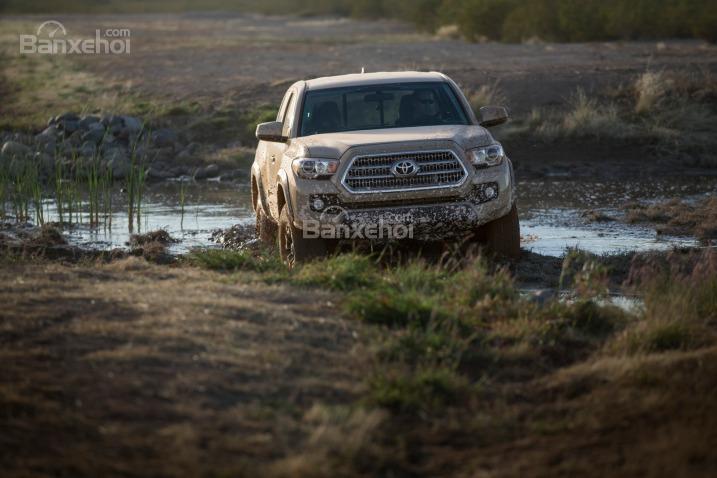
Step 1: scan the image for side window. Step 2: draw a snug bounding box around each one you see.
[282,93,296,137]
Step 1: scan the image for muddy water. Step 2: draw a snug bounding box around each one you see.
[30,176,717,256]
[519,177,716,255]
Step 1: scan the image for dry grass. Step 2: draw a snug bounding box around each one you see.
[469,81,507,112]
[625,195,717,241]
[635,71,671,114]
[519,70,717,167]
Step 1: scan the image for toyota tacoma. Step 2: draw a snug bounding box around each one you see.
[250,71,519,265]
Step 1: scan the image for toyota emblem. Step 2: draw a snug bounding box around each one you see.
[391,160,419,178]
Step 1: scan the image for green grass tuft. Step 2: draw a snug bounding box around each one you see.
[292,253,378,291]
[187,248,284,273]
[366,366,470,414]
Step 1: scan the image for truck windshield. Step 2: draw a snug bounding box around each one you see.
[299,82,470,136]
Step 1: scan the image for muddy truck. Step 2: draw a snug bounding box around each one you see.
[250,71,519,265]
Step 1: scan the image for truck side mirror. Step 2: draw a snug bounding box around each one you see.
[479,106,509,127]
[256,121,286,142]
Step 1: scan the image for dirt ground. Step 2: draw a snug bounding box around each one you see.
[3,13,716,112]
[0,259,367,476]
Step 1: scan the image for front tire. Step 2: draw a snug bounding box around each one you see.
[477,203,521,259]
[278,204,328,267]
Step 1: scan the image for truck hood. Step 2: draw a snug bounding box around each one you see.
[293,125,492,159]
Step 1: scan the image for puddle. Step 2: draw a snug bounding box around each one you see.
[519,207,700,256]
[37,182,254,254]
[518,177,715,256]
[6,176,716,257]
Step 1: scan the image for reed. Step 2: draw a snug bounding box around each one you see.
[11,159,32,222]
[103,164,113,230]
[86,155,101,226]
[179,180,186,229]
[0,163,8,219]
[4,128,150,233]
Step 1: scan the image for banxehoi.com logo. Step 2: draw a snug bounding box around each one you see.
[303,206,415,240]
[20,20,130,55]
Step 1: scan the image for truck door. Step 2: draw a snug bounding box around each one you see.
[266,90,297,215]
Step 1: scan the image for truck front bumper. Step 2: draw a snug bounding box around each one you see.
[289,159,515,240]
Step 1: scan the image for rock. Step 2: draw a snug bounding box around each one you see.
[108,158,130,180]
[78,141,97,158]
[194,163,220,180]
[57,112,80,122]
[186,142,201,154]
[1,141,31,158]
[151,128,178,148]
[109,122,124,137]
[104,146,129,162]
[147,166,174,180]
[35,126,59,145]
[220,169,245,181]
[59,120,80,135]
[67,130,83,146]
[82,127,106,145]
[105,148,130,179]
[60,142,77,157]
[34,152,54,174]
[78,115,100,130]
[41,141,57,155]
[100,142,114,155]
[122,116,143,133]
[169,165,190,176]
[151,146,174,162]
[39,125,60,137]
[176,149,192,161]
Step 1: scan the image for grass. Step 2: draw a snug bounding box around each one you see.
[186,248,285,273]
[624,195,717,241]
[366,366,470,413]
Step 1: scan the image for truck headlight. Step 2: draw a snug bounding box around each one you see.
[468,144,504,168]
[292,158,339,179]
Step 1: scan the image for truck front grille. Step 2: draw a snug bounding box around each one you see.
[342,150,467,193]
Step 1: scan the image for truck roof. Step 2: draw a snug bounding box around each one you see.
[304,71,447,90]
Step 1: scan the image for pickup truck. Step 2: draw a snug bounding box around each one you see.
[251,71,519,265]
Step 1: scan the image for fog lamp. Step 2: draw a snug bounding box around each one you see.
[312,198,326,211]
